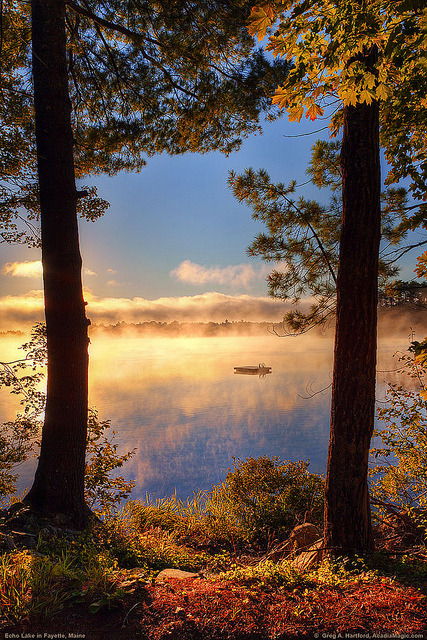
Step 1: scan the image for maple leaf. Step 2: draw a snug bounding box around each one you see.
[247,5,274,42]
[306,103,324,121]
[360,89,374,104]
[375,83,390,101]
[272,87,289,110]
[288,104,304,122]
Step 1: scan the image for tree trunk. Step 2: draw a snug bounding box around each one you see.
[24,0,90,527]
[324,101,381,555]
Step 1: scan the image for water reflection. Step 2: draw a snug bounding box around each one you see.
[86,335,333,499]
[0,332,412,501]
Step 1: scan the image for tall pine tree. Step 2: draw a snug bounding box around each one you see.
[247,0,427,554]
[1,0,287,525]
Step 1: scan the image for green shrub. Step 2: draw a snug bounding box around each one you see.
[210,456,324,544]
[92,505,211,571]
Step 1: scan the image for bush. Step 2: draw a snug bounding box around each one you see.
[370,342,427,543]
[210,456,324,544]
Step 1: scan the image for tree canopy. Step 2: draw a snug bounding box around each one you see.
[0,0,288,245]
[247,0,427,209]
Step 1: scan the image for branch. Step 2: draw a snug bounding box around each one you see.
[66,0,160,46]
[370,496,419,532]
[66,1,211,100]
[384,240,427,265]
[88,11,127,106]
[275,186,338,285]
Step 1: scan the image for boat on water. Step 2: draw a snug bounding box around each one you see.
[234,363,272,376]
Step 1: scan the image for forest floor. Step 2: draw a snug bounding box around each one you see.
[1,503,427,640]
[1,538,427,640]
[2,567,427,640]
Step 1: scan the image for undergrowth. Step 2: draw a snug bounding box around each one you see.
[125,456,324,550]
[0,540,122,622]
[217,556,380,591]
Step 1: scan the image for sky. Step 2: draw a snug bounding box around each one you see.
[0,113,423,331]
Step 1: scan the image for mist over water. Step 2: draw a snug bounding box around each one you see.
[0,311,423,501]
[88,333,334,499]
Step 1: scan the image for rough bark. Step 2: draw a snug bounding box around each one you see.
[324,101,381,555]
[24,0,90,526]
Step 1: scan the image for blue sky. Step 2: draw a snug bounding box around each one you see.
[78,116,326,299]
[0,113,423,330]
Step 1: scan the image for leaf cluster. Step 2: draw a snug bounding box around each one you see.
[247,1,427,212]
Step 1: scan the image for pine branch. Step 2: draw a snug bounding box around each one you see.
[66,0,160,47]
[274,185,338,285]
[385,240,427,265]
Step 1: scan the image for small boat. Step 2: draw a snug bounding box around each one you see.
[234,363,272,376]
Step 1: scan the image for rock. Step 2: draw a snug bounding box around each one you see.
[0,531,17,550]
[155,568,200,582]
[288,523,321,550]
[292,539,324,571]
[264,523,322,562]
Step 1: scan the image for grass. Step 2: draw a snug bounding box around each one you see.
[0,498,426,638]
[1,454,426,637]
[0,537,125,622]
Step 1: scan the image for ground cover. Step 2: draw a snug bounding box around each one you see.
[0,502,426,640]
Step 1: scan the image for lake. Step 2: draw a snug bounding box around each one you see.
[0,327,415,501]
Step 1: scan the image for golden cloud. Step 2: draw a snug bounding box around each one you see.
[2,261,43,278]
[0,289,290,330]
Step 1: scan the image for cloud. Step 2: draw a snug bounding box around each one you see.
[87,291,289,324]
[106,280,120,287]
[107,268,117,274]
[170,260,276,288]
[2,261,98,279]
[2,261,42,278]
[0,290,294,330]
[0,290,45,327]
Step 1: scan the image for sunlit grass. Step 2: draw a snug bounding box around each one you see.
[0,537,123,623]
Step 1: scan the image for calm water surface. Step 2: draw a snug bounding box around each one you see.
[0,331,406,500]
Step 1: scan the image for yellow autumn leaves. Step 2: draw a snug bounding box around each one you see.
[247,4,275,41]
[247,1,425,124]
